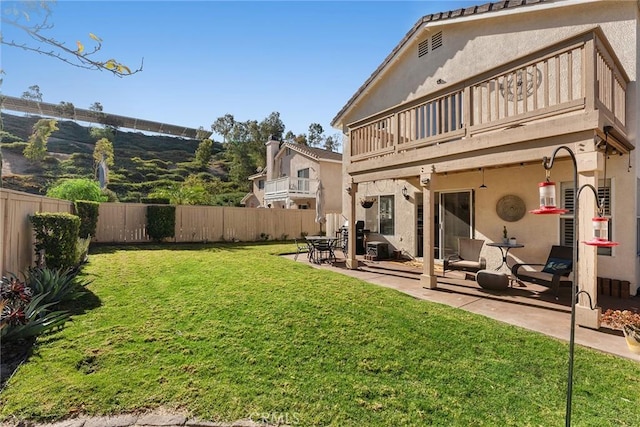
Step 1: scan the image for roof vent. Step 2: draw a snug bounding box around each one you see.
[418,39,429,58]
[432,31,443,50]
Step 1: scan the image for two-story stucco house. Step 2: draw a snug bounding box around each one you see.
[332,0,638,328]
[242,139,343,214]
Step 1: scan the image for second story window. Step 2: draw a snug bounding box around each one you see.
[297,168,310,192]
[258,180,265,190]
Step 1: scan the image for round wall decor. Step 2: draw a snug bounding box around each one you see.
[496,195,526,222]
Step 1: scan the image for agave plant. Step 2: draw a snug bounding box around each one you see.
[26,267,90,306]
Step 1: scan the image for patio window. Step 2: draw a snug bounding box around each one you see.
[365,195,395,236]
[560,179,612,256]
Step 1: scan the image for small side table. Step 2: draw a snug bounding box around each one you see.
[486,242,525,271]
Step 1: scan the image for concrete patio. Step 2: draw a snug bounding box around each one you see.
[284,252,640,362]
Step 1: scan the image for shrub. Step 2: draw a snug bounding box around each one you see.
[47,178,107,202]
[212,192,246,207]
[141,197,170,204]
[146,205,175,241]
[74,200,100,239]
[101,188,119,202]
[30,212,81,270]
[0,131,24,143]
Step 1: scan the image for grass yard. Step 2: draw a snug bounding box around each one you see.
[1,243,639,426]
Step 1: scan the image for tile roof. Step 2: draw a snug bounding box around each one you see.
[282,142,343,162]
[247,169,267,180]
[331,0,550,128]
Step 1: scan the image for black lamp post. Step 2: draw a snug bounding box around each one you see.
[530,145,618,427]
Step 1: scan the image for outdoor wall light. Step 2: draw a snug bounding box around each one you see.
[479,168,487,189]
[402,186,410,200]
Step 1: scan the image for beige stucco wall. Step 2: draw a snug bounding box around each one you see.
[251,178,265,207]
[317,160,343,214]
[340,1,637,129]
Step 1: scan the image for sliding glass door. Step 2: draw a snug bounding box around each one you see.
[435,191,473,259]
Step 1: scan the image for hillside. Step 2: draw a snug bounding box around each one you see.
[1,113,232,201]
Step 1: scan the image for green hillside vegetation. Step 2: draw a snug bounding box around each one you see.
[0,113,237,203]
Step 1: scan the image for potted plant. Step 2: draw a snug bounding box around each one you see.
[601,309,640,354]
[360,198,375,209]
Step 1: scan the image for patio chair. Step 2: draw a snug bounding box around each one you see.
[294,239,312,261]
[511,245,573,296]
[310,239,336,264]
[443,238,486,277]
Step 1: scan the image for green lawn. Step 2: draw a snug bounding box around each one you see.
[1,243,639,426]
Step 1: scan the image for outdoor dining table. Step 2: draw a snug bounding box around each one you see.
[305,236,338,264]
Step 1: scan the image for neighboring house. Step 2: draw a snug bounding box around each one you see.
[243,139,343,213]
[242,170,266,208]
[332,0,638,328]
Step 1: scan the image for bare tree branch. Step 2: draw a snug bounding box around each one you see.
[1,1,143,77]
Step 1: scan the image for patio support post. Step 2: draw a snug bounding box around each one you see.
[346,182,359,270]
[575,152,603,329]
[420,173,437,289]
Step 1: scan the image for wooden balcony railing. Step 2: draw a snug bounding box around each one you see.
[348,28,628,161]
[264,177,318,199]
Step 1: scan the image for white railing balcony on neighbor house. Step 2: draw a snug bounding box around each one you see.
[348,28,629,166]
[264,177,319,201]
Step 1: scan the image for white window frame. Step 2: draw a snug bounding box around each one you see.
[364,195,395,236]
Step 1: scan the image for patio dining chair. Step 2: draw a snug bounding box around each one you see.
[443,238,486,277]
[294,239,312,261]
[310,239,336,264]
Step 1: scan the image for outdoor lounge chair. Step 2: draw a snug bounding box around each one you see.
[443,238,486,277]
[511,245,573,296]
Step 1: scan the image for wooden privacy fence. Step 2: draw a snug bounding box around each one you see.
[1,189,73,276]
[2,188,331,276]
[94,203,322,243]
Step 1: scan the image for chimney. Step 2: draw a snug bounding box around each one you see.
[265,137,280,181]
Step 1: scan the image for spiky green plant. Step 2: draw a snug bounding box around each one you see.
[26,267,89,306]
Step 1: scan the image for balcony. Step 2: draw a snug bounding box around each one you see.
[347,28,629,173]
[264,177,319,202]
